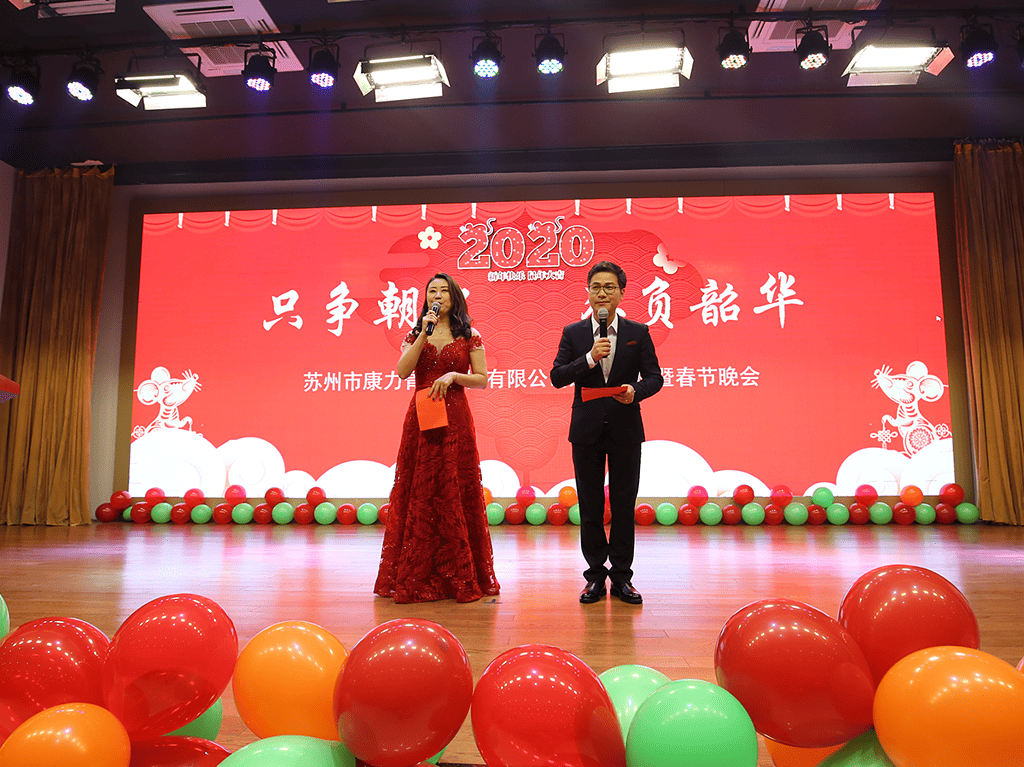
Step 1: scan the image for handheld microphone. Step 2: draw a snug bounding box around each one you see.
[425,302,441,336]
[597,307,609,338]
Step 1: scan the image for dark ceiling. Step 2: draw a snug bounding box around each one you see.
[1,1,1023,184]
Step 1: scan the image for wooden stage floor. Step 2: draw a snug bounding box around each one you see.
[2,521,1023,765]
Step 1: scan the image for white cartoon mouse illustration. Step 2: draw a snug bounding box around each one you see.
[135,367,201,436]
[872,361,946,456]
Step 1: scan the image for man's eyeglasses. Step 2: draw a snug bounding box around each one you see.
[588,284,620,295]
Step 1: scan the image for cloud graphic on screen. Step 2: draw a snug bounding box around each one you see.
[217,437,286,495]
[129,430,225,497]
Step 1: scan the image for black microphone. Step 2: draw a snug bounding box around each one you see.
[597,307,609,338]
[425,302,441,336]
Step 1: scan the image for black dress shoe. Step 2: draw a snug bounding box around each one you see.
[610,580,643,604]
[579,580,606,603]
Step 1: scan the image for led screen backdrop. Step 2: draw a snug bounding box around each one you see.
[129,193,954,500]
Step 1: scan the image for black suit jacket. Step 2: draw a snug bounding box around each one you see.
[550,317,663,446]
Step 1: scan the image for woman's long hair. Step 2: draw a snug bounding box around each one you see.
[413,272,474,339]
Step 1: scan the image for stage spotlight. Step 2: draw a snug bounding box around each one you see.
[353,53,449,102]
[843,29,953,86]
[472,35,503,79]
[796,27,831,70]
[534,33,566,75]
[6,62,40,106]
[718,25,750,69]
[597,40,693,93]
[960,22,997,69]
[67,56,103,101]
[308,46,339,89]
[243,46,276,91]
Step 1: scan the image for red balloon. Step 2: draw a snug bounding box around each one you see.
[377,503,390,526]
[305,486,327,507]
[130,502,153,524]
[224,484,247,505]
[504,503,525,525]
[515,486,536,507]
[144,488,166,505]
[110,490,133,510]
[848,502,870,525]
[183,489,205,509]
[294,503,315,525]
[687,485,709,507]
[212,503,233,524]
[103,594,237,740]
[715,599,875,748]
[733,485,754,506]
[472,644,626,767]
[722,503,742,525]
[603,507,611,526]
[0,617,110,741]
[170,503,191,524]
[96,502,120,522]
[334,619,473,767]
[854,484,878,506]
[935,502,958,524]
[892,503,916,525]
[634,503,656,525]
[839,564,980,685]
[807,504,827,525]
[128,736,230,767]
[547,503,569,526]
[265,487,285,507]
[253,503,273,524]
[938,483,965,506]
[769,484,793,508]
[678,503,700,525]
[336,503,357,525]
[764,503,784,525]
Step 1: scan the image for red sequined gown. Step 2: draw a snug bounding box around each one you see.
[374,331,501,603]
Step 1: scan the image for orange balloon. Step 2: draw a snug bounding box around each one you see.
[232,620,348,740]
[558,486,578,507]
[899,484,924,507]
[482,487,493,505]
[874,646,1024,767]
[763,736,844,767]
[0,703,129,767]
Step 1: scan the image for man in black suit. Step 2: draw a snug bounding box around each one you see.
[551,261,663,604]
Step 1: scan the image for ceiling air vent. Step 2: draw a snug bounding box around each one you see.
[7,0,117,16]
[749,0,880,53]
[143,0,303,77]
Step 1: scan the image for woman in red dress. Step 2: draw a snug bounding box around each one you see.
[374,273,500,603]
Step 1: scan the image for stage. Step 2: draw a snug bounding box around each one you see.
[1,521,1021,765]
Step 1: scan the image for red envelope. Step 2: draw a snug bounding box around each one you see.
[581,386,627,402]
[415,388,448,430]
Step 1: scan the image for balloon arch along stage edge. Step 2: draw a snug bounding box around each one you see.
[0,564,1019,767]
[93,481,981,527]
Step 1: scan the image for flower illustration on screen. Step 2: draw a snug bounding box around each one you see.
[418,226,442,249]
[133,366,201,439]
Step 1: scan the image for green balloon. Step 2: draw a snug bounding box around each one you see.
[191,503,213,524]
[219,735,356,767]
[313,501,337,525]
[869,501,893,525]
[699,502,723,525]
[525,502,547,525]
[784,501,809,525]
[655,502,678,525]
[0,593,9,640]
[272,501,296,524]
[486,502,505,525]
[914,502,936,525]
[122,507,132,521]
[626,679,758,767]
[826,502,850,525]
[166,697,222,739]
[818,730,895,766]
[812,486,835,507]
[150,502,173,524]
[740,502,765,525]
[956,501,980,524]
[356,502,379,525]
[425,746,446,765]
[599,664,671,742]
[568,503,581,525]
[232,502,255,524]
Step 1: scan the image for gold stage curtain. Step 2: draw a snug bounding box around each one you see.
[954,140,1024,525]
[0,167,114,525]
